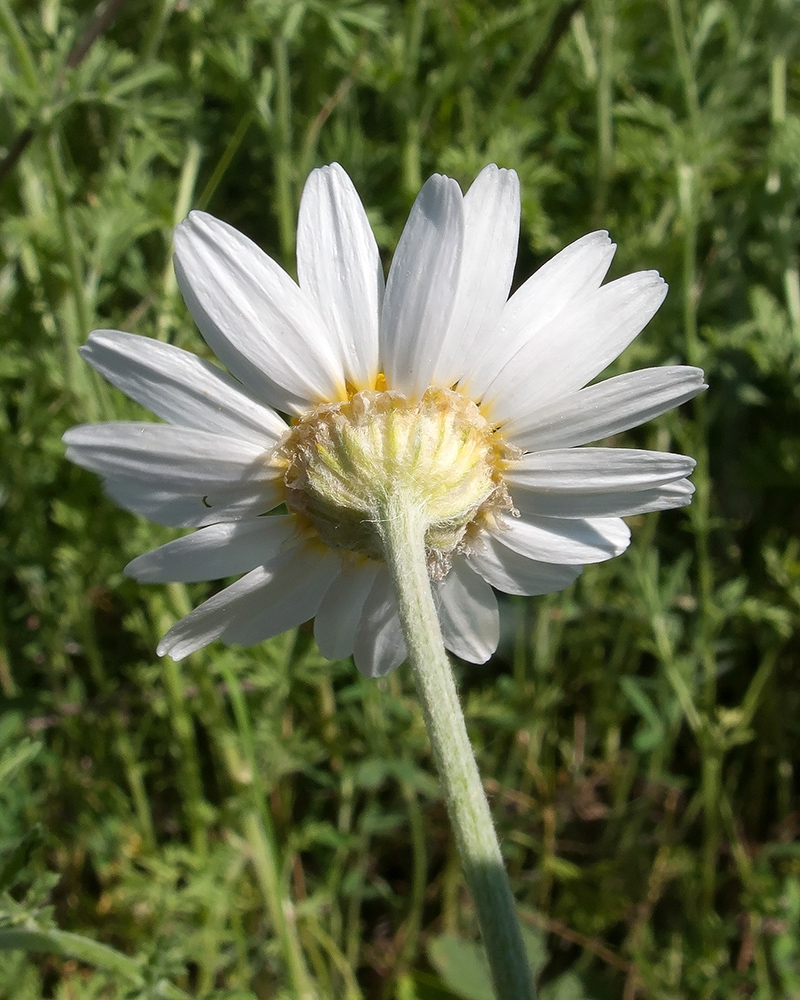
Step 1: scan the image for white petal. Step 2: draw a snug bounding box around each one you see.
[125,516,297,582]
[482,271,668,425]
[461,231,616,396]
[173,211,347,414]
[467,533,583,597]
[63,423,282,527]
[489,512,630,565]
[314,560,379,660]
[510,478,696,518]
[81,330,288,446]
[507,448,695,492]
[158,543,340,660]
[435,557,499,663]
[505,366,707,449]
[430,166,520,387]
[380,175,464,397]
[297,164,382,390]
[353,568,407,678]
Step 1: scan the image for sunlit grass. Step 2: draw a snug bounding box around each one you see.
[1,0,799,997]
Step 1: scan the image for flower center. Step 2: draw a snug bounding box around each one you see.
[276,387,513,576]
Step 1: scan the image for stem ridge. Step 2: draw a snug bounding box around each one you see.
[376,497,537,1000]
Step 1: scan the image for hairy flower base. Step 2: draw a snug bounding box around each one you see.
[278,387,514,575]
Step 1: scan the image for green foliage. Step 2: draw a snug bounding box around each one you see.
[1,0,799,997]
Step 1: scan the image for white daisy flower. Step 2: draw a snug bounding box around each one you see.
[63,164,704,677]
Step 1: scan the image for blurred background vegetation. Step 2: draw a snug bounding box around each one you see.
[1,0,799,997]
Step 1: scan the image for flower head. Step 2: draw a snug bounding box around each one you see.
[64,164,704,676]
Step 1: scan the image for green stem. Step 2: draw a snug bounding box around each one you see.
[198,112,253,211]
[593,0,614,225]
[141,0,175,61]
[219,660,315,1000]
[0,928,190,1000]
[386,783,427,996]
[769,53,800,338]
[272,31,295,267]
[157,139,202,341]
[399,0,427,197]
[0,0,39,90]
[115,723,156,851]
[161,654,209,858]
[44,133,97,407]
[241,812,315,1000]
[376,498,536,1000]
[665,0,700,131]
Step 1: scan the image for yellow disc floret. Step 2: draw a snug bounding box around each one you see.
[276,387,514,576]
